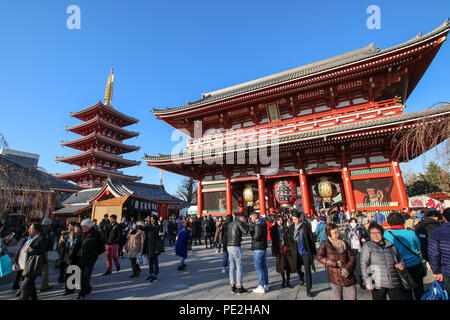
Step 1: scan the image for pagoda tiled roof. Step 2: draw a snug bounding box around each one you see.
[54,167,142,182]
[56,148,141,167]
[70,101,139,126]
[144,103,450,161]
[61,132,140,153]
[0,154,82,192]
[65,115,139,139]
[152,20,450,116]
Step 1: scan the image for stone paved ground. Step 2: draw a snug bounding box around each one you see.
[0,235,435,300]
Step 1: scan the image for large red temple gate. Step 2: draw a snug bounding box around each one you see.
[145,21,450,217]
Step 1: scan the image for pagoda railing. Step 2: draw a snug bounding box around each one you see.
[185,98,403,152]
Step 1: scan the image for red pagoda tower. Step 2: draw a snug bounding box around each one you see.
[55,69,142,188]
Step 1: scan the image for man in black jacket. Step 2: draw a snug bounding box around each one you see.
[19,223,48,300]
[99,214,111,243]
[227,215,250,295]
[102,214,121,276]
[77,219,104,300]
[288,212,316,297]
[414,210,442,263]
[249,213,269,294]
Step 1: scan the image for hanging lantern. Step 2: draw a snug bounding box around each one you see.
[314,177,337,202]
[274,178,298,207]
[243,184,256,203]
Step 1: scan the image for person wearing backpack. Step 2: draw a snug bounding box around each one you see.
[383,212,424,300]
[344,218,369,288]
[428,208,450,293]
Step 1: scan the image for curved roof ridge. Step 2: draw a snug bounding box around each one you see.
[205,43,375,98]
[152,20,450,116]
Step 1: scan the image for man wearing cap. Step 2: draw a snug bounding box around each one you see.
[40,218,53,292]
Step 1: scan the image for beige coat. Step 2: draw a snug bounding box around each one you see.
[127,229,144,259]
[214,222,223,243]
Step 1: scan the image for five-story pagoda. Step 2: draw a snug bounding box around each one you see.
[55,69,142,188]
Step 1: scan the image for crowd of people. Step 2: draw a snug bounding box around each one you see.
[0,205,449,301]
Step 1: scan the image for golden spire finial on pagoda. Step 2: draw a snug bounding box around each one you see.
[104,68,114,107]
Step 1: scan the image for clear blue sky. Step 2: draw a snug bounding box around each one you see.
[0,0,449,196]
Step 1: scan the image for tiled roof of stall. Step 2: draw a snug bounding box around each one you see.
[53,204,91,215]
[152,20,449,115]
[61,188,102,205]
[107,178,183,203]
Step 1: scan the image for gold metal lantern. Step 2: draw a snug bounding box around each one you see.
[243,184,255,203]
[314,177,337,202]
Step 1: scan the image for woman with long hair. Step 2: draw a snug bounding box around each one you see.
[142,215,163,282]
[270,216,295,288]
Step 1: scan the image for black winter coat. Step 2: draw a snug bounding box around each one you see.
[28,235,48,265]
[221,215,233,252]
[227,219,249,247]
[168,221,178,235]
[99,219,111,242]
[288,222,316,272]
[192,220,202,238]
[106,223,122,245]
[250,219,268,250]
[270,225,289,257]
[142,224,163,258]
[79,229,104,267]
[414,218,442,262]
[202,219,215,237]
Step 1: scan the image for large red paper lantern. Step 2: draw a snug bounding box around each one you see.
[274,178,298,207]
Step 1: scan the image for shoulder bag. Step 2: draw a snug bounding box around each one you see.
[392,248,417,291]
[387,231,427,277]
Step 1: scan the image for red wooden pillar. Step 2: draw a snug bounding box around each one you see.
[267,182,274,212]
[391,161,409,211]
[226,179,232,215]
[341,146,356,213]
[197,180,203,217]
[298,168,312,216]
[257,174,267,216]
